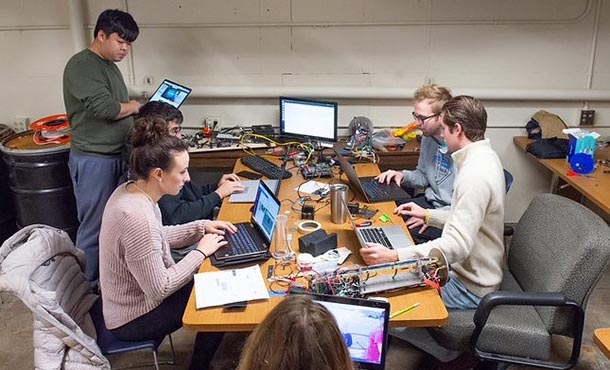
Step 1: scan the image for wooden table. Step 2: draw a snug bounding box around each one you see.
[183,157,448,332]
[594,328,610,359]
[513,136,610,214]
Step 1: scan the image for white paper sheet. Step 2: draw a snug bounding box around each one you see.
[194,265,270,309]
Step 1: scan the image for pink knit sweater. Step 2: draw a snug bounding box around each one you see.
[99,183,207,329]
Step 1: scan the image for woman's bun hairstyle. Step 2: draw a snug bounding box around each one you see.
[129,117,189,180]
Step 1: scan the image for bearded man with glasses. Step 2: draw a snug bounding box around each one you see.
[376,84,454,244]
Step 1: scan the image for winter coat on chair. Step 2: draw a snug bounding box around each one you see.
[0,224,110,370]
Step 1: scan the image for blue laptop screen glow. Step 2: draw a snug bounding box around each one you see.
[148,79,192,108]
[252,182,280,243]
[317,300,387,366]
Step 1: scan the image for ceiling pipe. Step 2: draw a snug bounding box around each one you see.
[129,85,610,102]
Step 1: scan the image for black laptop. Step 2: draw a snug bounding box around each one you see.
[311,294,390,370]
[148,79,192,108]
[335,153,411,203]
[210,181,279,267]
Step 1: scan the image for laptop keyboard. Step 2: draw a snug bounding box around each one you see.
[222,224,262,257]
[359,228,393,249]
[362,180,392,199]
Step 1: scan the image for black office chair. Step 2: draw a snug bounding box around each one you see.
[429,194,610,369]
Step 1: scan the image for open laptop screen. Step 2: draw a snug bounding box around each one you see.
[251,180,281,244]
[148,79,192,108]
[311,294,390,370]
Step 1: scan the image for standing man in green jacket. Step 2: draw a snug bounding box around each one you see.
[63,9,141,284]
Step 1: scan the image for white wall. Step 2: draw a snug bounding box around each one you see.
[1,0,609,222]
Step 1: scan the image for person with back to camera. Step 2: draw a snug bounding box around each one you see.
[63,9,142,284]
[376,84,454,244]
[99,117,237,370]
[135,101,245,261]
[236,294,354,370]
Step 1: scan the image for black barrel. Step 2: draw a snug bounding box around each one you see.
[0,124,17,245]
[0,130,78,241]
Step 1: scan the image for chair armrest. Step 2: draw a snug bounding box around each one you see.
[473,291,566,327]
[471,290,585,370]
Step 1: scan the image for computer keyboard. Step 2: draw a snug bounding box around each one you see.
[241,155,292,179]
[223,224,261,256]
[362,180,391,198]
[359,228,393,249]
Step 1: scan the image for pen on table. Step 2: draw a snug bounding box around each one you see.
[390,302,420,319]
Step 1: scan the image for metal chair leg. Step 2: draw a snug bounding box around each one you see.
[152,350,160,370]
[167,334,176,365]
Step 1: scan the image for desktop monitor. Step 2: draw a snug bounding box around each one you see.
[279,97,338,144]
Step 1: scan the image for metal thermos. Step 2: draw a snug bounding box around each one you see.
[330,184,349,224]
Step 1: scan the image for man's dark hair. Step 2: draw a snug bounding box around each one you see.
[442,95,487,142]
[93,9,139,42]
[137,101,184,124]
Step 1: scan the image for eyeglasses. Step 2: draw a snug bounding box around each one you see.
[412,112,439,123]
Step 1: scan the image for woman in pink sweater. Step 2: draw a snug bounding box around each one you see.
[99,117,235,370]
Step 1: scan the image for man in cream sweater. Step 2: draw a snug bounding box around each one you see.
[361,95,505,309]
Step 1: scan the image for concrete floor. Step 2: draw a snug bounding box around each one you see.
[2,267,610,369]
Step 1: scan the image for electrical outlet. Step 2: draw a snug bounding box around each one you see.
[579,110,595,126]
[203,115,221,128]
[143,76,154,85]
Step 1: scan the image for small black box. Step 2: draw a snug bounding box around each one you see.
[298,229,337,257]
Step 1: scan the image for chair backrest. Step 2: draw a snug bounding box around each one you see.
[0,225,108,369]
[503,169,514,193]
[507,194,610,335]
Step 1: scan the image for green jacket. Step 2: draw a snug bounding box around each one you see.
[63,49,132,156]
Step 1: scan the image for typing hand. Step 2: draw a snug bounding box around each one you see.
[375,170,404,186]
[215,180,245,198]
[204,221,237,235]
[197,233,228,257]
[219,173,240,185]
[394,202,425,219]
[360,243,399,265]
[406,217,428,234]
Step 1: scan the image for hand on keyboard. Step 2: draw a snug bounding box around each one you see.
[215,180,246,198]
[197,233,228,257]
[375,169,404,186]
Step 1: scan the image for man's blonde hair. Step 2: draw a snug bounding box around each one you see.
[414,84,452,114]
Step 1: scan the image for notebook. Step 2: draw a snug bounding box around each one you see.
[228,179,280,203]
[210,181,279,267]
[335,153,411,203]
[148,79,192,108]
[311,294,390,370]
[342,198,412,250]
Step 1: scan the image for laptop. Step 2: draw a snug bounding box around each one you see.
[148,79,192,108]
[311,294,390,370]
[210,181,279,267]
[342,198,412,250]
[228,179,280,203]
[335,153,411,203]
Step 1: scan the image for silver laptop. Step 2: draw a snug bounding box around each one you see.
[311,293,390,370]
[228,179,280,203]
[342,198,412,250]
